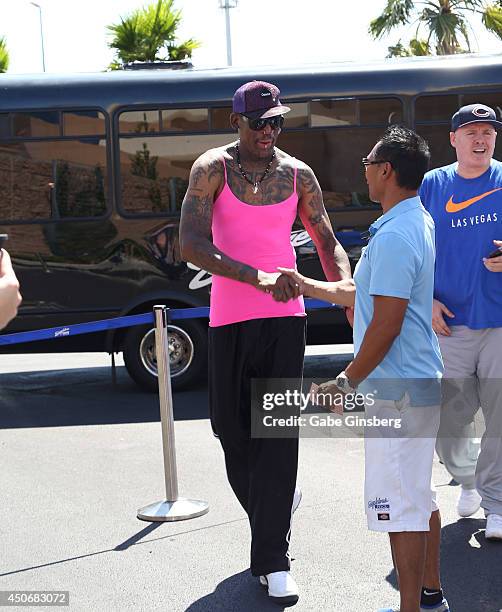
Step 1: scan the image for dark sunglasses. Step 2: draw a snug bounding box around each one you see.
[242,115,285,131]
[362,157,392,168]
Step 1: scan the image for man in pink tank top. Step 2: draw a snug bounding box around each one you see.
[179,80,351,605]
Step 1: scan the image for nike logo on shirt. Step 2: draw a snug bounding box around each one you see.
[446,188,502,213]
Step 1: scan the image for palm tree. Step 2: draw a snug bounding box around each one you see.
[107,0,200,69]
[370,0,502,57]
[0,36,9,73]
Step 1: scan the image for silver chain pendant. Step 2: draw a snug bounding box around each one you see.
[236,143,275,194]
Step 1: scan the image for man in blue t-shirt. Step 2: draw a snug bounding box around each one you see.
[419,103,502,541]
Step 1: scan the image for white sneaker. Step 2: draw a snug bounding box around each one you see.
[457,487,481,517]
[292,486,302,514]
[257,489,301,604]
[259,571,299,604]
[485,513,502,541]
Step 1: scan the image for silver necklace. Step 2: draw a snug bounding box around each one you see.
[235,143,275,194]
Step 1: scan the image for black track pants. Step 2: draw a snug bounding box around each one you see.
[209,316,306,576]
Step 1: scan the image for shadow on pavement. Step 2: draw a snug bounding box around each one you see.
[441,518,502,612]
[0,351,352,430]
[384,517,502,612]
[185,569,293,612]
[0,522,166,579]
[0,366,208,429]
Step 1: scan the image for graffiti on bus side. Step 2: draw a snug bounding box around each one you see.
[187,262,213,290]
[187,230,312,291]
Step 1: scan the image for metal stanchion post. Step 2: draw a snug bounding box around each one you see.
[137,305,209,522]
[110,352,117,387]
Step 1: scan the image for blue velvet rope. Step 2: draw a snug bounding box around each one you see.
[0,299,341,347]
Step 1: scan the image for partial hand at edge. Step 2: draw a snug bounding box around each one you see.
[432,298,454,336]
[483,239,502,273]
[0,249,22,330]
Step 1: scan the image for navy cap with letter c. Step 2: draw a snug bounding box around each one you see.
[451,103,502,131]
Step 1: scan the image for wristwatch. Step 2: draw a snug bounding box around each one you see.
[334,371,358,394]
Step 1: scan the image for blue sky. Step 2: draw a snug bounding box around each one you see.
[1,0,501,73]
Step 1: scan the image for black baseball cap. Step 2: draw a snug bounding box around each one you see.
[232,81,290,120]
[451,103,502,132]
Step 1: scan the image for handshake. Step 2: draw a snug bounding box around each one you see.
[255,267,306,303]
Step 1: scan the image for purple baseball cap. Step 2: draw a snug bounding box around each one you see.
[232,80,291,120]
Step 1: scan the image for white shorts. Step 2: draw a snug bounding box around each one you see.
[364,394,440,533]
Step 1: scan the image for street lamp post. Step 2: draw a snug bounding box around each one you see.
[30,2,46,72]
[218,0,238,66]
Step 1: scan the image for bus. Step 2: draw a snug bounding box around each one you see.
[1,54,501,391]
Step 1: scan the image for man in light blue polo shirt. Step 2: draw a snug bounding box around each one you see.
[353,197,443,404]
[279,126,448,612]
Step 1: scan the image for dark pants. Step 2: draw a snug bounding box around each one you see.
[209,316,306,576]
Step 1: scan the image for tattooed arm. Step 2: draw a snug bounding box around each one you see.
[180,151,280,291]
[297,164,351,282]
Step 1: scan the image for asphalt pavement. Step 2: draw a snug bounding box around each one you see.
[0,351,500,612]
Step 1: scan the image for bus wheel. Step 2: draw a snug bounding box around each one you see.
[123,320,207,392]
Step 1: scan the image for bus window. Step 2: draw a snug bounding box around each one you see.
[360,98,402,125]
[495,133,502,160]
[284,103,309,128]
[118,132,230,216]
[63,111,106,136]
[415,95,459,122]
[0,140,108,222]
[0,114,9,138]
[119,110,160,134]
[12,112,60,138]
[161,108,208,132]
[415,125,456,169]
[210,107,232,131]
[280,126,383,209]
[311,99,358,127]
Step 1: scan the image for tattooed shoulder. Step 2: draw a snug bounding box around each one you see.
[186,152,223,196]
[297,163,319,195]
